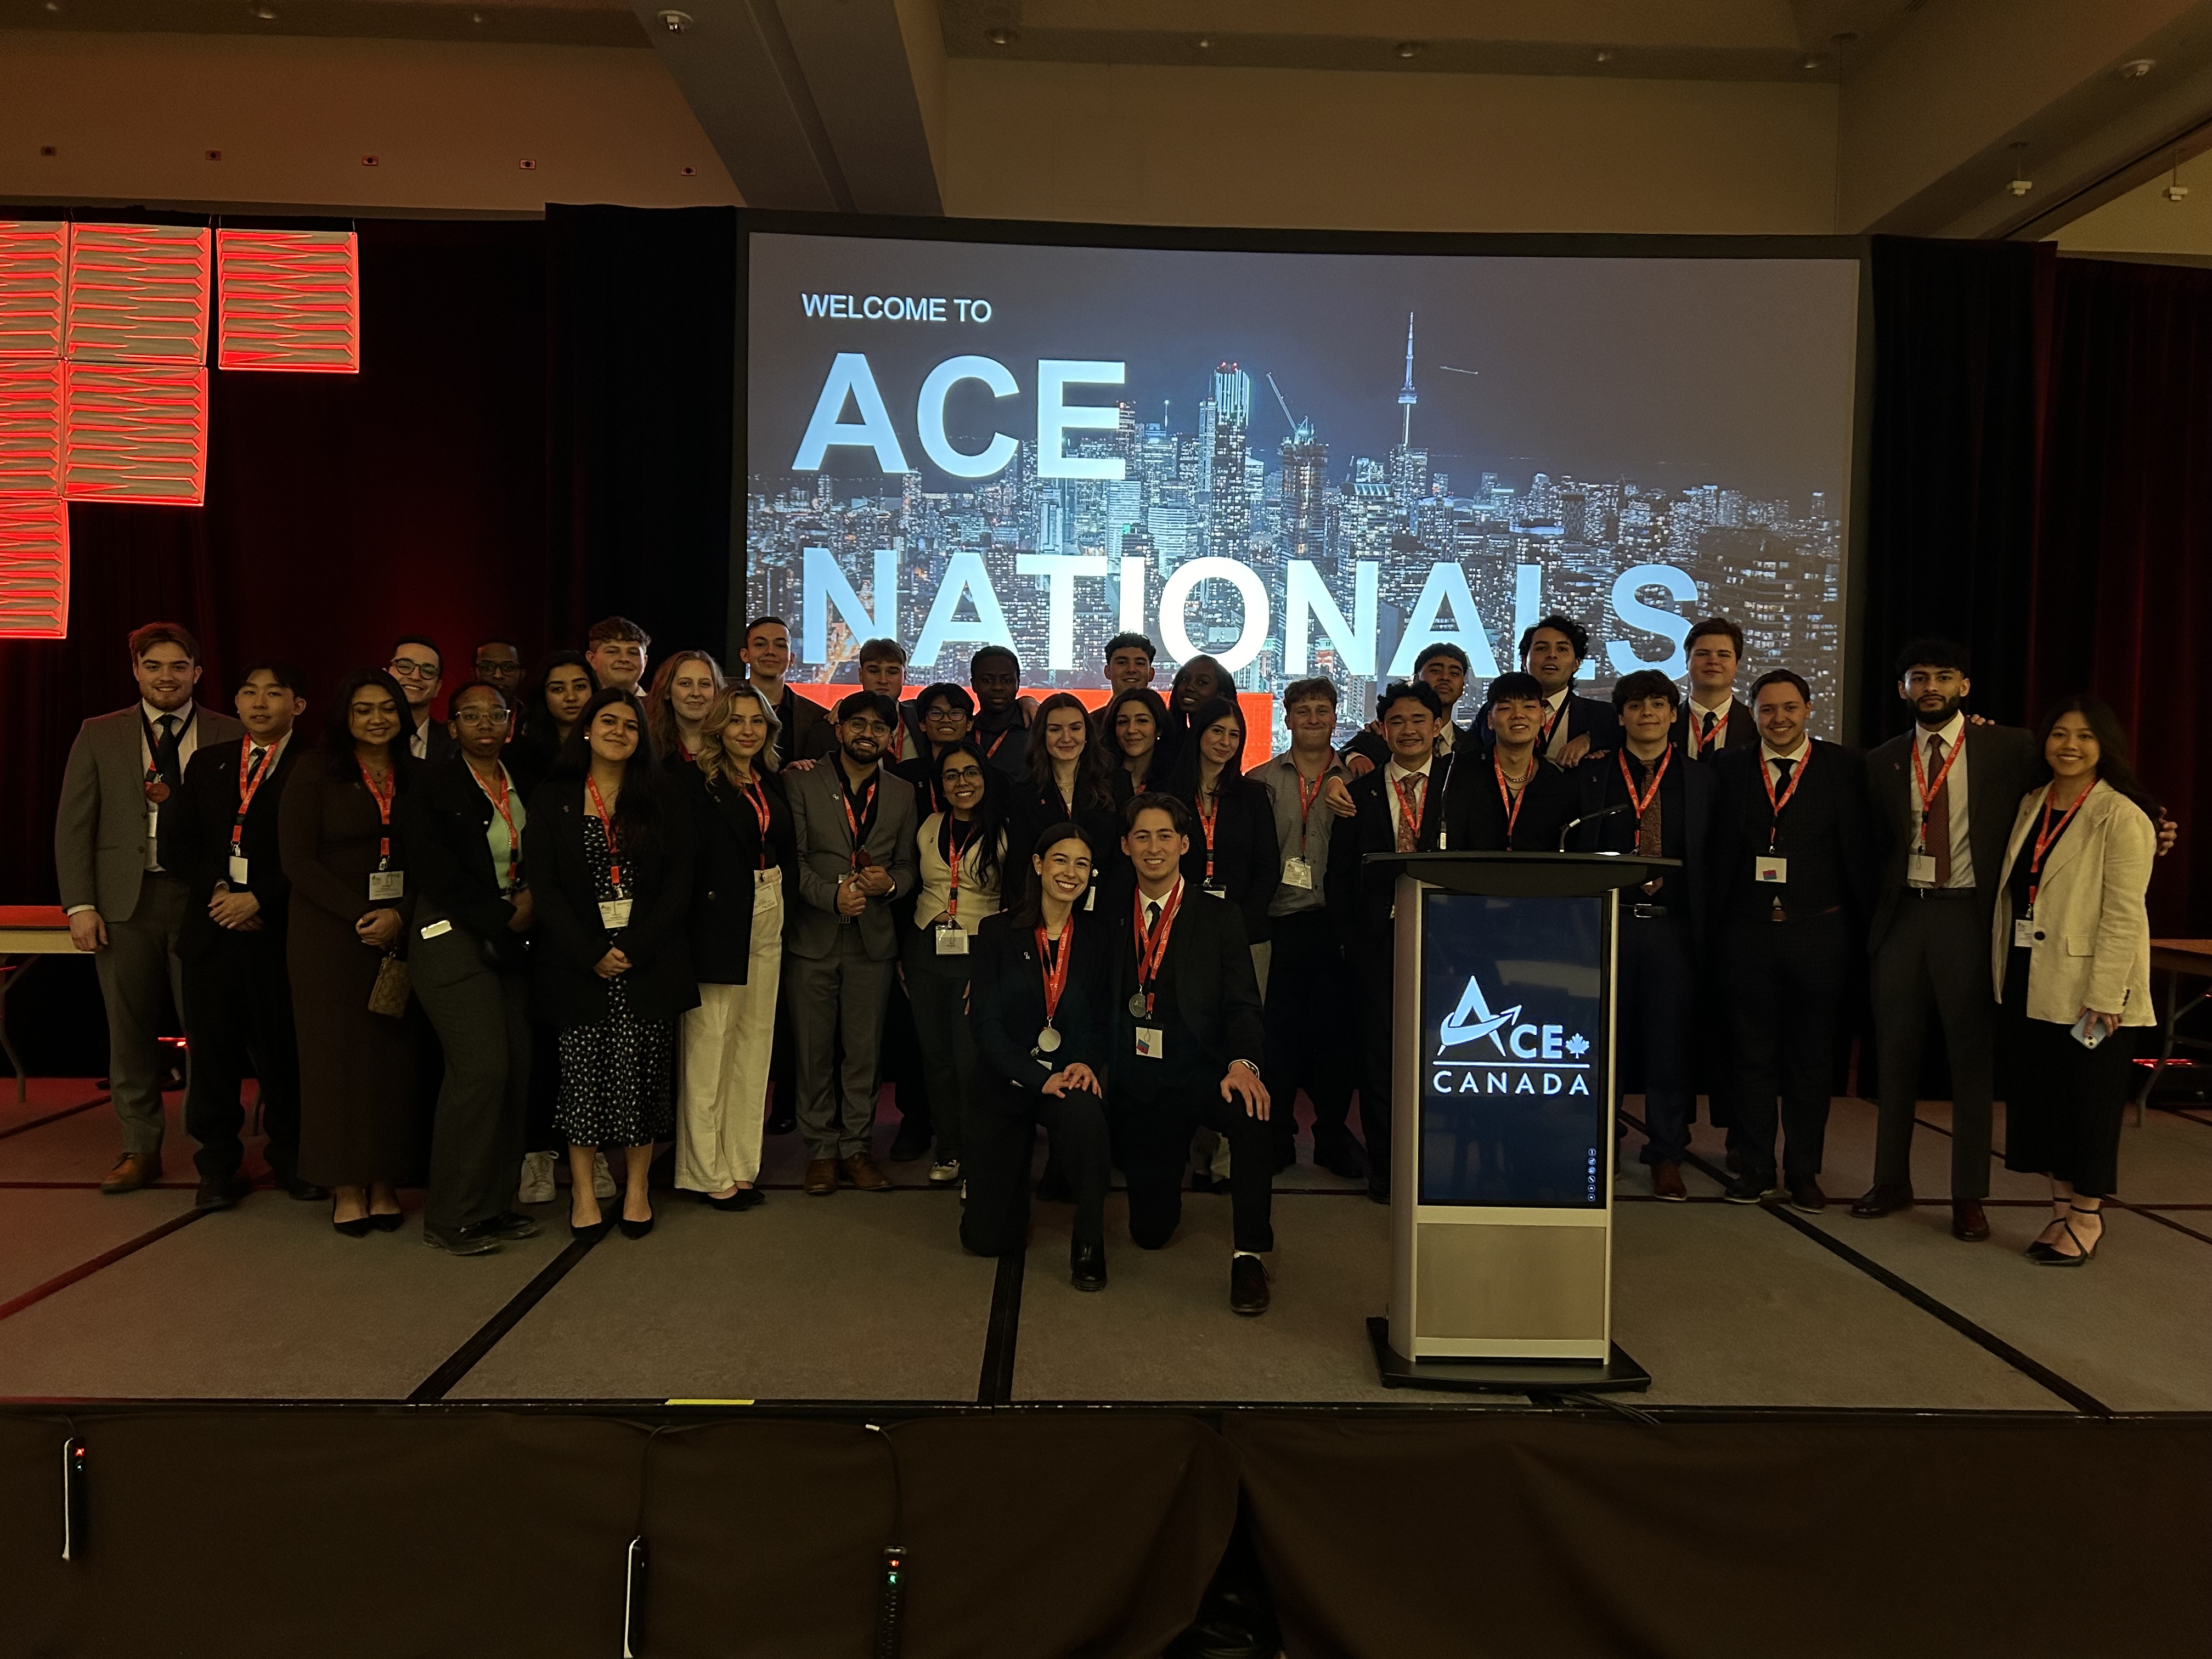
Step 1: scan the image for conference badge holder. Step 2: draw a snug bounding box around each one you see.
[368,868,405,902]
[1754,856,1787,884]
[934,923,969,956]
[1281,856,1313,890]
[1907,853,1939,885]
[754,867,779,909]
[600,896,634,929]
[228,855,251,886]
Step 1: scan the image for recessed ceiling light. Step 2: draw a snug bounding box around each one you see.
[1593,48,1614,64]
[1394,41,1423,60]
[360,155,380,167]
[205,149,222,161]
[1800,55,1821,70]
[984,27,1014,46]
[1195,37,1211,49]
[2119,58,2157,79]
[680,165,697,177]
[518,159,537,171]
[251,3,277,18]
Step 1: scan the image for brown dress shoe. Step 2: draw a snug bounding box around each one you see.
[1651,1162,1688,1201]
[1850,1182,1914,1218]
[100,1152,159,1194]
[803,1158,839,1196]
[841,1152,893,1192]
[1951,1200,1990,1241]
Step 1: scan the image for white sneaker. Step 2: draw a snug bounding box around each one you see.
[592,1152,617,1200]
[928,1159,961,1186]
[517,1151,555,1206]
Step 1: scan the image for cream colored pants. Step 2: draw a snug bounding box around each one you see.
[676,870,783,1192]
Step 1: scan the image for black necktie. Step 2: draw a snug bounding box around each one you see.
[1147,900,1161,930]
[1771,757,1794,794]
[155,714,182,791]
[245,746,268,783]
[1701,710,1717,746]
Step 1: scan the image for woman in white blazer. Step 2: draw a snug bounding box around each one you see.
[1990,695,2157,1267]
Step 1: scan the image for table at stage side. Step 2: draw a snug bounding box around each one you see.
[2136,940,2212,1121]
[0,905,75,1103]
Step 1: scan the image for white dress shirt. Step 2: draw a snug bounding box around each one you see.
[1760,737,1810,791]
[1908,711,1974,889]
[1541,687,1572,760]
[1383,757,1435,846]
[1687,693,1734,757]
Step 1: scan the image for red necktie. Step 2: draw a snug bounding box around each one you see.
[1925,734,1953,887]
[1394,774,1424,853]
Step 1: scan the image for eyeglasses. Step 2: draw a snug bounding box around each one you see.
[923,706,968,723]
[454,709,510,728]
[387,659,439,680]
[941,766,986,785]
[475,658,519,675]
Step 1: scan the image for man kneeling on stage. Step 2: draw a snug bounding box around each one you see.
[1112,794,1274,1315]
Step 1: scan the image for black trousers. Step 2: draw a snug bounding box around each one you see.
[1113,1067,1275,1253]
[413,924,532,1232]
[1728,911,1848,1187]
[961,1084,1110,1255]
[1872,895,1994,1199]
[1352,945,1396,1198]
[1617,915,1696,1165]
[181,939,301,1186]
[1261,910,1357,1160]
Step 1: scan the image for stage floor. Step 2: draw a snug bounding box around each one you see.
[2,1079,2207,1414]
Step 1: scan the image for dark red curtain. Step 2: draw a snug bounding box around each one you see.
[2035,257,2212,935]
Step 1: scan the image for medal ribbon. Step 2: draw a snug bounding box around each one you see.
[1131,878,1184,1019]
[2027,781,2095,909]
[229,732,286,869]
[1492,759,1530,843]
[1618,745,1671,820]
[357,757,396,868]
[1909,729,1966,850]
[1036,922,1073,1028]
[1759,744,1812,852]
[470,760,521,890]
[585,773,624,894]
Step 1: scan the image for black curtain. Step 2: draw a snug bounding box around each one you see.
[545,204,737,664]
[1859,235,2051,741]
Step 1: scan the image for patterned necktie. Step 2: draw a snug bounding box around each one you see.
[154,714,182,792]
[245,745,268,783]
[1635,761,1663,859]
[1394,774,1424,853]
[1925,734,1953,886]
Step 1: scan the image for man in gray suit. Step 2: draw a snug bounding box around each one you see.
[55,622,244,1192]
[786,691,919,1196]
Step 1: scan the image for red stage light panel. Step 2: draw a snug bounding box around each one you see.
[0,358,64,496]
[0,221,70,359]
[0,495,69,637]
[63,363,208,505]
[65,224,211,364]
[216,229,360,372]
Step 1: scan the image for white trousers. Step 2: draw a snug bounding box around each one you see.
[676,871,783,1191]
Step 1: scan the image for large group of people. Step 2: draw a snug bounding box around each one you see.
[53,608,2168,1316]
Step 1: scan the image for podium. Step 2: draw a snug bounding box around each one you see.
[1364,851,1669,1395]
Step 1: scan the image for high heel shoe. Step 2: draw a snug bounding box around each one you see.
[2028,1206,2103,1267]
[569,1216,613,1244]
[368,1210,404,1233]
[618,1212,654,1239]
[330,1199,373,1239]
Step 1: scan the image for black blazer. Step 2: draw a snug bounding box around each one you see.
[1005,779,1122,910]
[1442,752,1577,852]
[773,685,834,764]
[968,910,1111,1098]
[168,734,302,964]
[1168,774,1280,946]
[1110,887,1265,1076]
[1341,718,1475,770]
[409,712,460,765]
[400,756,531,967]
[523,776,699,1028]
[687,766,798,984]
[1709,740,1876,927]
[1865,721,2036,947]
[1674,698,1757,758]
[1325,757,1452,956]
[1567,747,1717,946]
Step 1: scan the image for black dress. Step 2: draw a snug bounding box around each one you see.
[555,816,677,1148]
[1998,808,2131,1195]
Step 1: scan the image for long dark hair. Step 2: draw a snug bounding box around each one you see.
[1005,821,1095,930]
[1023,690,1115,811]
[932,737,1007,888]
[558,687,667,853]
[1102,686,1170,785]
[517,650,600,766]
[323,668,414,776]
[1163,694,1247,802]
[2027,693,2160,821]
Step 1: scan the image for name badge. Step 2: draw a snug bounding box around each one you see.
[1203,882,1228,900]
[2013,917,2037,948]
[599,898,633,928]
[754,870,779,909]
[934,925,969,956]
[1906,853,1939,885]
[1084,886,1096,912]
[1280,856,1314,890]
[1134,1025,1166,1060]
[421,918,453,940]
[367,869,405,901]
[227,854,250,886]
[1754,856,1787,884]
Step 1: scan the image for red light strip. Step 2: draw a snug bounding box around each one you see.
[63,363,208,504]
[66,224,211,364]
[0,358,64,496]
[0,495,68,637]
[0,222,69,359]
[216,229,360,373]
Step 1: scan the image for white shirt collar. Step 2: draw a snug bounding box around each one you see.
[1543,687,1570,712]
[1918,710,1967,751]
[1689,690,1734,717]
[141,700,188,726]
[1760,738,1810,765]
[1386,755,1433,785]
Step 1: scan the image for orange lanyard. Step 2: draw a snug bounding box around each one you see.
[1619,746,1671,819]
[840,772,878,870]
[357,758,396,867]
[2027,784,2094,907]
[741,776,772,870]
[940,815,978,924]
[470,761,521,889]
[1036,922,1073,1025]
[1291,764,1330,852]
[1693,706,1729,755]
[1759,746,1811,851]
[1910,729,1966,845]
[1197,789,1220,882]
[1131,879,1184,1018]
[231,733,285,860]
[585,774,623,893]
[1491,760,1527,842]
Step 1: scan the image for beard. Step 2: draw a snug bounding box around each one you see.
[1912,692,1966,727]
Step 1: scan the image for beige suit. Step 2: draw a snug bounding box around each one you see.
[1989,782,2155,1028]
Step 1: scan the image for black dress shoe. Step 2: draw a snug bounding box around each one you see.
[1721,1173,1773,1205]
[1314,1134,1370,1182]
[1850,1183,1914,1219]
[1786,1180,1828,1215]
[368,1210,404,1233]
[275,1174,330,1202]
[195,1173,252,1211]
[1070,1241,1107,1291]
[618,1214,654,1239]
[330,1200,373,1239]
[707,1187,765,1212]
[423,1223,501,1256]
[479,1210,540,1240]
[1229,1252,1271,1316]
[1951,1200,1990,1241]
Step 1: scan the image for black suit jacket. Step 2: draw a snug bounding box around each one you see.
[1709,740,1876,927]
[1567,746,1716,945]
[1673,698,1758,758]
[1442,752,1577,853]
[969,910,1110,1097]
[773,685,835,764]
[168,734,302,963]
[1005,779,1121,911]
[1110,886,1265,1078]
[1866,721,2037,947]
[1325,757,1452,956]
[398,756,533,966]
[1167,774,1280,946]
[409,711,460,765]
[523,777,698,1027]
[686,767,798,984]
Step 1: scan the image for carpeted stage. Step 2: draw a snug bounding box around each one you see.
[2,1081,2207,1657]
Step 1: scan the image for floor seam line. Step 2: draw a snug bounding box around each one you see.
[0,1204,213,1323]
[0,1094,111,1142]
[403,1234,602,1403]
[976,1243,1026,1407]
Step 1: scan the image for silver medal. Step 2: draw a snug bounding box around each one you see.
[1036,1026,1062,1053]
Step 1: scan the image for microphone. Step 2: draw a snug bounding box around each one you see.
[1555,803,1633,852]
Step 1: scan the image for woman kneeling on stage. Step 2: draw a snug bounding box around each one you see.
[962,823,1113,1289]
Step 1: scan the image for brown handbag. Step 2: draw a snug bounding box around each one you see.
[367,950,411,1017]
